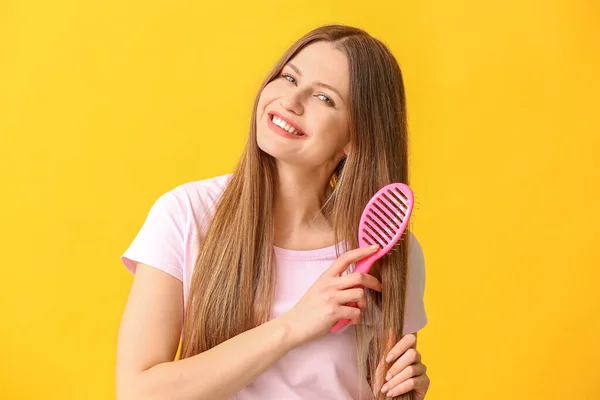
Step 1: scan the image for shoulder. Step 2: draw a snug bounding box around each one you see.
[407,231,426,293]
[171,173,233,204]
[408,232,424,264]
[152,173,233,215]
[166,172,233,235]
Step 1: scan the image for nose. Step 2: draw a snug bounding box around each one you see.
[279,92,304,115]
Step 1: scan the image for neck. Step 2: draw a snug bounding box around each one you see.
[273,162,333,238]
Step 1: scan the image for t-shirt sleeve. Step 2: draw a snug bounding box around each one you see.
[402,233,428,335]
[120,189,186,282]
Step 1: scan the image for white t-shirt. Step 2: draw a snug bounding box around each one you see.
[121,173,428,400]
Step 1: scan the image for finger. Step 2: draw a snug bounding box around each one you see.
[385,333,417,363]
[336,271,382,292]
[337,287,365,305]
[356,294,368,310]
[382,362,426,392]
[386,348,421,380]
[384,374,427,398]
[326,245,379,277]
[338,305,362,324]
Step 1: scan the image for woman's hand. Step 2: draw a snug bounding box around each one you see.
[280,245,383,346]
[374,332,430,399]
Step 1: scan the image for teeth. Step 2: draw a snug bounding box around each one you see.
[272,116,301,135]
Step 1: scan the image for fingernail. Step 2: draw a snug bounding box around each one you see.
[387,391,394,397]
[380,385,388,393]
[386,353,394,362]
[369,244,379,250]
[385,373,392,381]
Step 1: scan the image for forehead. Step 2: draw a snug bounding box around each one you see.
[287,41,349,96]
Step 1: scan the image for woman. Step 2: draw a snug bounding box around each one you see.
[117,24,430,400]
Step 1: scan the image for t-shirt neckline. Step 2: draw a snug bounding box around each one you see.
[272,240,346,260]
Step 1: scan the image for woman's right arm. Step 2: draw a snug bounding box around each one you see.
[116,263,299,400]
[116,245,382,400]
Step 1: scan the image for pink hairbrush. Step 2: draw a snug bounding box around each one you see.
[330,182,414,332]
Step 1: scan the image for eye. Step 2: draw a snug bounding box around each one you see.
[317,94,335,106]
[282,73,297,84]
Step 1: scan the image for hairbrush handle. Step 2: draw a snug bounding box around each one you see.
[330,256,378,332]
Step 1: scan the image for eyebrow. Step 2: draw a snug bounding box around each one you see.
[286,63,345,103]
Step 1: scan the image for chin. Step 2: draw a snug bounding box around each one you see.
[256,133,301,165]
[257,132,285,159]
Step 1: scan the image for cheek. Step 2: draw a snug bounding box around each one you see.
[315,113,349,144]
[257,82,281,112]
[256,93,268,121]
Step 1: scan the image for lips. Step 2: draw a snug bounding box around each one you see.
[268,111,307,136]
[266,114,306,140]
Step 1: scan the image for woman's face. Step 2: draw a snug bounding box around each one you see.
[256,41,350,169]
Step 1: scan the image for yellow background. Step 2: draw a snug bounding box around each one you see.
[1,0,598,399]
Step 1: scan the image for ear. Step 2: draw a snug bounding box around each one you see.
[343,142,351,156]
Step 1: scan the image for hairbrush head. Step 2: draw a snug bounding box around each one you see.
[355,183,414,271]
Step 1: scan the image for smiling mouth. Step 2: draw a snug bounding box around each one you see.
[269,114,305,136]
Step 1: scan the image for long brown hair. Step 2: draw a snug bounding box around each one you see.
[180,24,413,400]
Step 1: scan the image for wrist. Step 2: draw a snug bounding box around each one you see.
[274,314,306,349]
